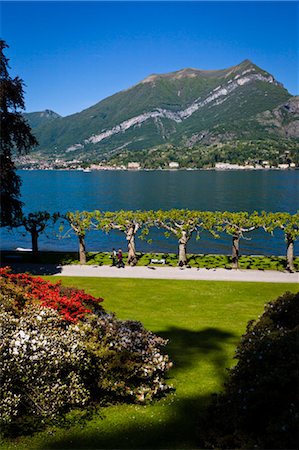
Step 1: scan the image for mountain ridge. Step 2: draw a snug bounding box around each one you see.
[23,60,298,165]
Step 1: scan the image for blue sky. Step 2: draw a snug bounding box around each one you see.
[1,1,298,116]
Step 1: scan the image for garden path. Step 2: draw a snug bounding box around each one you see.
[56,264,299,283]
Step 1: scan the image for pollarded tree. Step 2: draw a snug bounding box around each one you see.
[261,211,299,272]
[95,210,150,266]
[21,211,57,262]
[0,40,38,227]
[63,211,96,264]
[219,211,261,269]
[198,210,221,243]
[154,209,203,266]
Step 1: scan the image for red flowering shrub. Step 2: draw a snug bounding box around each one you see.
[0,267,104,322]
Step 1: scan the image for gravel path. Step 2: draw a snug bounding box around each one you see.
[55,264,299,283]
[3,262,298,283]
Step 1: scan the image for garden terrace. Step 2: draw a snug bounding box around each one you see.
[1,276,298,449]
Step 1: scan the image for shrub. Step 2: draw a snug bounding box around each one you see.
[0,267,104,322]
[80,313,172,403]
[198,291,299,449]
[0,303,91,435]
[0,268,172,435]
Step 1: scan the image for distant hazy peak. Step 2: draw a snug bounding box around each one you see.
[39,109,61,117]
[24,109,61,118]
[23,109,61,129]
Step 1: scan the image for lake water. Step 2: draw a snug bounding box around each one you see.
[1,170,298,256]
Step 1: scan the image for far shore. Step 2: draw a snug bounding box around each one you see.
[16,166,299,172]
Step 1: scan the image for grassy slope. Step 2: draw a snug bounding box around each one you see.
[1,278,298,450]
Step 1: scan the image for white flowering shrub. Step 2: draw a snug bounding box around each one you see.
[81,313,173,403]
[0,300,90,434]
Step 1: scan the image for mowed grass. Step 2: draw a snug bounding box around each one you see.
[1,278,298,450]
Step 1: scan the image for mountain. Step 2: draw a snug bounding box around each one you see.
[256,96,299,138]
[24,60,298,163]
[23,109,61,129]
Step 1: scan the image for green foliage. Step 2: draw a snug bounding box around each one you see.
[218,211,261,237]
[154,209,201,239]
[7,208,297,269]
[262,211,299,242]
[21,211,51,232]
[64,211,96,238]
[95,210,149,235]
[0,40,37,227]
[198,291,299,449]
[5,209,298,268]
[61,211,98,263]
[106,138,298,169]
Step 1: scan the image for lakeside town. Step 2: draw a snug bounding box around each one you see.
[15,155,298,171]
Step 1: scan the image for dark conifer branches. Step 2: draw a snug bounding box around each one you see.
[0,40,37,227]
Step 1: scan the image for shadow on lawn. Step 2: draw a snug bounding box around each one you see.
[0,261,62,276]
[159,326,236,379]
[40,326,237,450]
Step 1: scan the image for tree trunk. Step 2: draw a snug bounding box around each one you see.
[286,235,295,272]
[126,226,137,266]
[31,231,39,262]
[232,234,240,269]
[79,235,86,265]
[178,231,188,266]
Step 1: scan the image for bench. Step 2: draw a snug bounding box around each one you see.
[150,258,166,265]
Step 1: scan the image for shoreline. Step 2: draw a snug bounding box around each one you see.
[16,167,298,172]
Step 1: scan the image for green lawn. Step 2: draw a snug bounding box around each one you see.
[1,278,298,450]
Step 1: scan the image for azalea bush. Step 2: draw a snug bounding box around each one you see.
[81,314,172,403]
[0,304,91,435]
[0,267,104,322]
[0,268,172,436]
[198,291,299,449]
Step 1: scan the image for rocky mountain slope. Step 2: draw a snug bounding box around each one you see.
[256,96,299,138]
[23,60,298,162]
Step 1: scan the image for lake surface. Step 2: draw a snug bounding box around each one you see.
[1,170,298,255]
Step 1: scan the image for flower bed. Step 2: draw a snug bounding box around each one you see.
[0,267,104,322]
[0,268,172,436]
